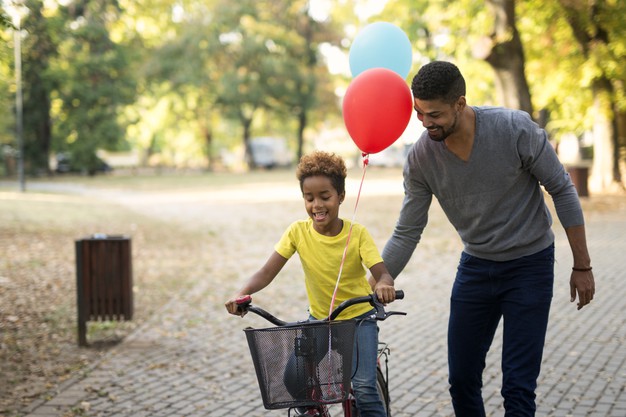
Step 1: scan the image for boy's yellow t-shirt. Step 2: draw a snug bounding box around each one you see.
[274,218,383,320]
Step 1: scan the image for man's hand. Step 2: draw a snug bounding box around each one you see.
[570,270,595,310]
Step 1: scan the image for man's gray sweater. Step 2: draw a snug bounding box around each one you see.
[382,106,584,277]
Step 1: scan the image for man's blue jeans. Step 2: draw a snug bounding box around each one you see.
[448,244,554,417]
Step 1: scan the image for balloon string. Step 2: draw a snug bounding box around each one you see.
[324,153,368,401]
[328,153,369,319]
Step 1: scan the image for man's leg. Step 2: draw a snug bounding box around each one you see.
[499,245,554,417]
[448,252,502,417]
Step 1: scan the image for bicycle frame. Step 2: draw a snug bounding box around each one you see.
[237,291,405,417]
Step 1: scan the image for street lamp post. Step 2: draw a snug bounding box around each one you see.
[6,0,26,192]
[14,10,25,191]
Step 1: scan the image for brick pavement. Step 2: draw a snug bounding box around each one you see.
[22,183,626,417]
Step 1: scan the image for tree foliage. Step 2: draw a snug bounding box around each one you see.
[20,0,58,174]
[0,0,625,188]
[381,0,625,192]
[52,0,137,174]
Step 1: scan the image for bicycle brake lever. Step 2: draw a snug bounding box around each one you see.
[370,294,401,320]
[370,294,386,319]
[370,294,407,320]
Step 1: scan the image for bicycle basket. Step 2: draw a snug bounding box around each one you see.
[244,320,356,409]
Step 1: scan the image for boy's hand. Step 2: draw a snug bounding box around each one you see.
[374,282,396,305]
[224,296,248,317]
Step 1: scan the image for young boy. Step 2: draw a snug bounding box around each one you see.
[225,150,397,417]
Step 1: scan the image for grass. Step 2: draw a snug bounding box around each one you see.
[0,181,217,415]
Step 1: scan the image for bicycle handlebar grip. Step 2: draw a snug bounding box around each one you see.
[395,290,405,300]
[235,295,252,305]
[235,295,252,314]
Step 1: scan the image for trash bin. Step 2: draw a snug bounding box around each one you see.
[75,234,133,346]
[566,166,589,197]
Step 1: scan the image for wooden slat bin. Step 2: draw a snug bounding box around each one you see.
[75,235,133,346]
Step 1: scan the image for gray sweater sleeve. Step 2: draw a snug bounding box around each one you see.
[381,153,433,278]
[515,114,583,228]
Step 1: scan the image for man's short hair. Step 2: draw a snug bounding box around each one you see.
[411,61,466,103]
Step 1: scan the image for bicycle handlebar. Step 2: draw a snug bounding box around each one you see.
[236,295,288,326]
[235,290,406,327]
[329,290,405,321]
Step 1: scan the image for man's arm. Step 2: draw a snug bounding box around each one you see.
[519,117,594,310]
[565,225,595,310]
[381,187,431,278]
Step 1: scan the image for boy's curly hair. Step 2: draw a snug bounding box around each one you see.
[296,151,347,195]
[411,61,466,104]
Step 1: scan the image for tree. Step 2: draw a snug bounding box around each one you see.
[53,0,137,174]
[379,0,500,106]
[475,0,533,115]
[0,4,17,177]
[20,0,59,175]
[143,0,335,170]
[194,0,340,168]
[384,0,626,192]
[139,0,224,170]
[557,0,625,192]
[263,0,341,162]
[383,0,531,114]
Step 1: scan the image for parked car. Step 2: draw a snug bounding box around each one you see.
[367,145,408,167]
[249,137,293,169]
[54,152,112,175]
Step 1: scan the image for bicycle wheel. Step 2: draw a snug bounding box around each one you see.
[377,367,390,416]
[343,368,390,417]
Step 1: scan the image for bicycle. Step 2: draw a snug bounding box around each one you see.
[236,290,406,417]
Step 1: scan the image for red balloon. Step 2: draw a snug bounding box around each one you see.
[342,68,413,154]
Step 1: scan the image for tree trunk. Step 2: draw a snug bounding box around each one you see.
[616,110,626,188]
[296,109,306,163]
[589,84,614,192]
[241,114,255,169]
[202,127,214,172]
[481,0,534,116]
[559,0,624,193]
[197,109,214,171]
[589,78,624,193]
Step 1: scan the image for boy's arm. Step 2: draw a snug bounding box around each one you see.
[225,251,288,315]
[369,262,396,304]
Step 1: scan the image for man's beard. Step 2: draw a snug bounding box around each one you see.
[427,112,459,142]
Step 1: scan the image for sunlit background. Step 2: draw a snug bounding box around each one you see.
[1,0,624,192]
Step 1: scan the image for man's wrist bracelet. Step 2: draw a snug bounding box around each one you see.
[572,266,592,272]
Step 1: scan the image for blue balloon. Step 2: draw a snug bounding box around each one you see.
[349,22,413,79]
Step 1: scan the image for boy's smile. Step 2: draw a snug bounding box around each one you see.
[313,211,329,221]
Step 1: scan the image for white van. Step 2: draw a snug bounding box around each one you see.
[249,137,293,168]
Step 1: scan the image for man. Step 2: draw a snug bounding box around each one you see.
[381,61,595,416]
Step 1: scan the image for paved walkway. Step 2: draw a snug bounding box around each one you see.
[21,178,626,417]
